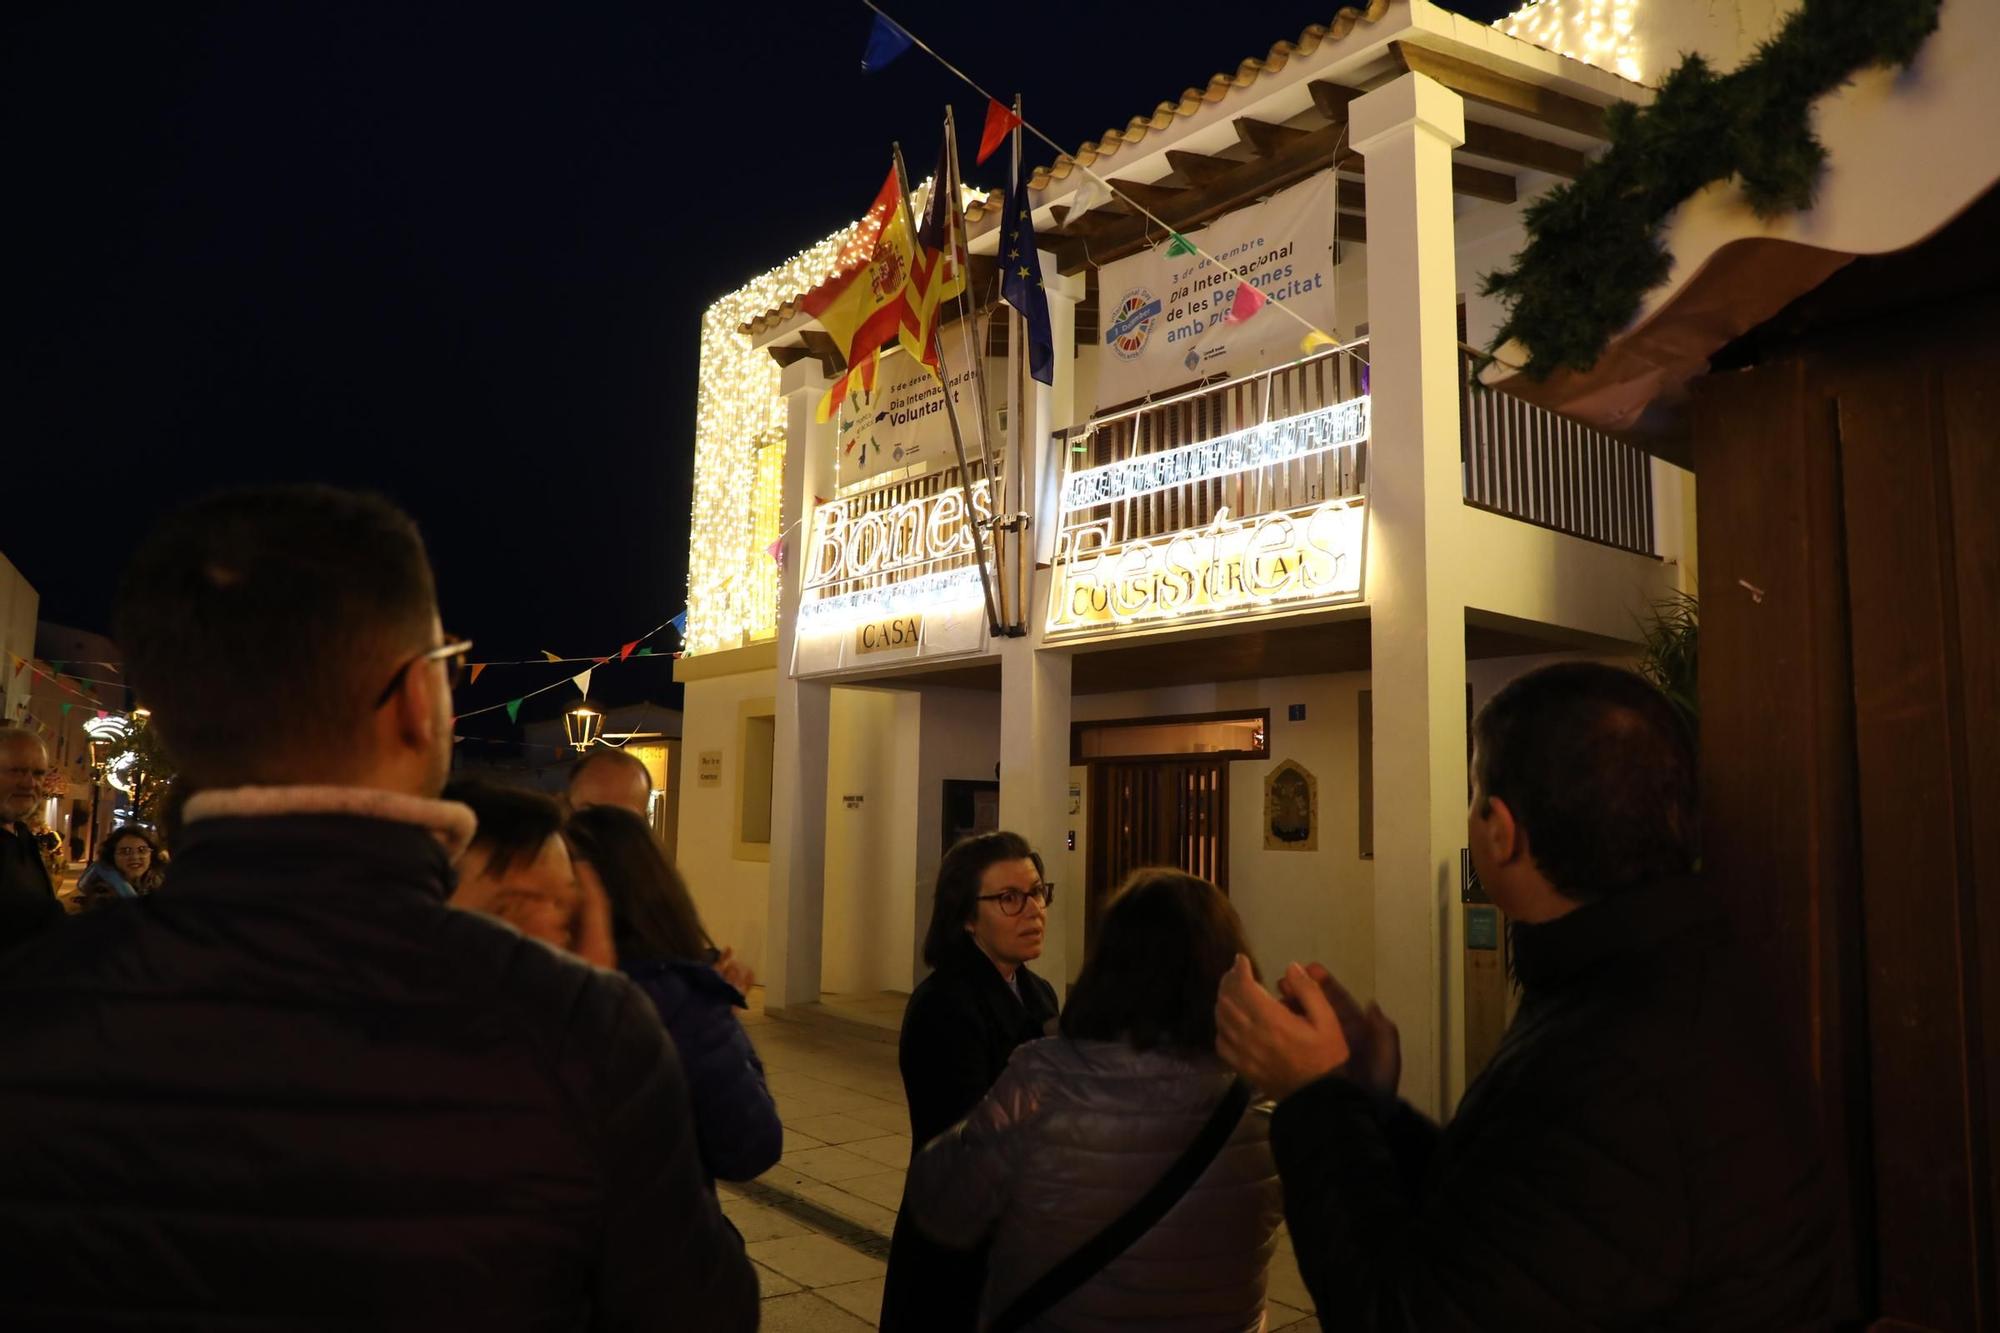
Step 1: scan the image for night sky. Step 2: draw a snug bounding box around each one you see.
[8,1,1510,738]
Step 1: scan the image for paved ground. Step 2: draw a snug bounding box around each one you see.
[728,991,1323,1331]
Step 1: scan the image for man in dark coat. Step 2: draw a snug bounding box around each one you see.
[1217,662,1830,1331]
[0,729,62,952]
[0,487,758,1331]
[880,830,1059,1333]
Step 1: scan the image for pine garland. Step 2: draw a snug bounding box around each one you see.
[1483,0,1943,380]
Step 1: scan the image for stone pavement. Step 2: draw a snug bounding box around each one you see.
[726,990,1324,1331]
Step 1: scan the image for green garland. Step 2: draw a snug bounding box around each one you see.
[1482,0,1943,380]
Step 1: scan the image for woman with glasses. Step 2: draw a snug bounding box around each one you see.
[904,869,1280,1332]
[880,830,1060,1333]
[74,824,167,911]
[564,803,781,1185]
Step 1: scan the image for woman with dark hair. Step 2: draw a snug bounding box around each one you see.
[564,804,781,1184]
[906,869,1281,1332]
[880,830,1060,1333]
[73,824,165,911]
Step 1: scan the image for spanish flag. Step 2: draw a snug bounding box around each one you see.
[806,164,921,422]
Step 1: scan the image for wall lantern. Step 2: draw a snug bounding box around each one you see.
[565,706,604,752]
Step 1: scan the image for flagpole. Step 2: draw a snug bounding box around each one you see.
[945,105,1001,492]
[893,140,1004,638]
[1006,93,1028,635]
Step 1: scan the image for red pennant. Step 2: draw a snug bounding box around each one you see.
[593,656,610,666]
[468,663,487,685]
[619,641,639,661]
[977,98,1023,166]
[1223,280,1267,325]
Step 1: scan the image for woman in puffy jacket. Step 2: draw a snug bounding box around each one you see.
[907,868,1281,1332]
[565,804,781,1183]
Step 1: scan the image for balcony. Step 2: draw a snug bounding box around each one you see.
[1460,349,1656,557]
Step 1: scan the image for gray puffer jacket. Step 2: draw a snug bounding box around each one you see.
[908,1037,1281,1333]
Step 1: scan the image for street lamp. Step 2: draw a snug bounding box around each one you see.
[565,706,603,752]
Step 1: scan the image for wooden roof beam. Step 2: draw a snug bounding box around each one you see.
[1106,177,1199,218]
[1390,41,1610,140]
[1166,149,1240,187]
[797,328,848,376]
[1308,80,1363,124]
[1234,117,1311,157]
[1460,121,1588,179]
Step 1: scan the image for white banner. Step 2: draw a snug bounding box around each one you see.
[1094,171,1342,410]
[834,349,978,489]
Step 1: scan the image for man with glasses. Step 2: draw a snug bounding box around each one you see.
[0,486,756,1331]
[0,728,61,951]
[881,830,1060,1333]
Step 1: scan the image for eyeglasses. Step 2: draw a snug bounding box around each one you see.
[976,883,1055,916]
[2,767,51,781]
[374,638,474,708]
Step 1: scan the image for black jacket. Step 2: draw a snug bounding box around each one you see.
[880,935,1059,1333]
[0,821,60,952]
[1271,880,1830,1332]
[0,810,759,1332]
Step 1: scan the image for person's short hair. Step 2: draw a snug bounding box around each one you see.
[1061,869,1252,1053]
[1472,661,1698,901]
[565,804,711,963]
[568,748,653,796]
[113,486,438,788]
[442,778,565,876]
[98,824,163,870]
[922,830,1043,968]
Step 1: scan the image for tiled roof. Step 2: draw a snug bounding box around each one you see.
[741,0,1394,337]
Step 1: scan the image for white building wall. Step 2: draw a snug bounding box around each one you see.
[0,556,39,725]
[821,687,920,996]
[1069,672,1377,1002]
[675,668,777,974]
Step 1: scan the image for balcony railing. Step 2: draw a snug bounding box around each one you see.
[1460,349,1656,556]
[1054,343,1368,548]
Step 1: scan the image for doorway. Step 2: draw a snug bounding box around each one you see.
[1086,759,1229,939]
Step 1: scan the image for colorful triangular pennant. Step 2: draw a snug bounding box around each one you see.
[504,699,523,723]
[619,640,639,661]
[860,12,912,72]
[1223,280,1267,325]
[468,663,487,685]
[977,97,1023,165]
[573,668,593,699]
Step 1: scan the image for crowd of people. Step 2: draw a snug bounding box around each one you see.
[0,484,1834,1331]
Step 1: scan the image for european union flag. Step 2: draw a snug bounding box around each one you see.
[999,176,1054,386]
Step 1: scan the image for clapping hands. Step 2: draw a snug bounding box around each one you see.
[1215,955,1401,1105]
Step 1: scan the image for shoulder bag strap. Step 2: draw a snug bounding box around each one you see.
[985,1077,1253,1333]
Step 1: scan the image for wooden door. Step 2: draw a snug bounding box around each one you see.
[1692,309,2000,1331]
[1086,759,1229,937]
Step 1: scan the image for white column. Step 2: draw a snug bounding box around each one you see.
[1030,260,1085,568]
[1352,73,1468,1117]
[998,623,1073,998]
[767,358,837,1011]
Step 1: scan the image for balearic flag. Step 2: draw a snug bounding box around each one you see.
[906,143,969,375]
[804,164,921,422]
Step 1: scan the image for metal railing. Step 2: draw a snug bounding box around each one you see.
[1054,342,1369,547]
[1460,350,1655,556]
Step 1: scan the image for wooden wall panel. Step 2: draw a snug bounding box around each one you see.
[1833,350,1991,1331]
[1691,360,1871,1318]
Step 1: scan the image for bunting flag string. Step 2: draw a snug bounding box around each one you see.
[855,0,1359,365]
[452,610,690,726]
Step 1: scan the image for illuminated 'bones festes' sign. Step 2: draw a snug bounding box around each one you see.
[1062,397,1369,512]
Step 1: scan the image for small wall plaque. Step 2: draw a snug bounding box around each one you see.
[1263,759,1318,852]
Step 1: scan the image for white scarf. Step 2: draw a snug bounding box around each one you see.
[182,787,476,862]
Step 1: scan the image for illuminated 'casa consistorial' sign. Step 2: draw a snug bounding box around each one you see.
[1061,397,1369,510]
[1047,399,1369,640]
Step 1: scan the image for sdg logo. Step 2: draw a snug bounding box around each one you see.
[1104,288,1163,361]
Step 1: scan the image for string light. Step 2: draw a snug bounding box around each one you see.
[683,181,953,656]
[1496,0,1642,83]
